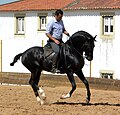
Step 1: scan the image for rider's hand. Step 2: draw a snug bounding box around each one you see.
[54,39,60,44]
[66,33,70,37]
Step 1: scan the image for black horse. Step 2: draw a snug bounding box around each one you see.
[10,31,96,105]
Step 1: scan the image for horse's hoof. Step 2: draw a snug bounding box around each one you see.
[86,98,90,104]
[42,95,46,100]
[60,95,66,99]
[40,100,45,105]
[60,93,70,99]
[36,96,45,105]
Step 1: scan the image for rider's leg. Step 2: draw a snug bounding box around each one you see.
[52,53,60,72]
[50,42,60,73]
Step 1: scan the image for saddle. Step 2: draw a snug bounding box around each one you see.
[43,42,73,72]
[43,42,54,58]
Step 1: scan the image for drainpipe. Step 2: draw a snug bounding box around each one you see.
[42,40,44,47]
[42,40,44,74]
[90,61,92,78]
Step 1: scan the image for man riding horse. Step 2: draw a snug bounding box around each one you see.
[46,9,70,73]
[10,10,96,104]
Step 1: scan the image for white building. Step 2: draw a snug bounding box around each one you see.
[0,0,120,79]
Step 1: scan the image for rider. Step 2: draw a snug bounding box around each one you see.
[46,9,70,73]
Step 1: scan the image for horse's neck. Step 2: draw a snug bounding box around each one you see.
[69,38,84,49]
[67,36,85,48]
[65,43,83,58]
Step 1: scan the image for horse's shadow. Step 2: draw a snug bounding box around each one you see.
[53,101,120,106]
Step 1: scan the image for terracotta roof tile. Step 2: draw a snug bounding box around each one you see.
[0,0,75,11]
[64,0,120,10]
[0,0,120,12]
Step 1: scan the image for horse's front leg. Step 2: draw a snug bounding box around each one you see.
[60,72,76,99]
[76,70,91,104]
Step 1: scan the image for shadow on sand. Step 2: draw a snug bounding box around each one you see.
[53,101,120,106]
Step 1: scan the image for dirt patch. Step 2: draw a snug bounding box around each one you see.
[0,85,120,115]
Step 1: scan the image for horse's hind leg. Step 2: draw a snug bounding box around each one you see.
[61,72,76,99]
[29,69,46,105]
[75,70,91,104]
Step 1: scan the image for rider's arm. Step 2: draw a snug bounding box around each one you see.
[46,19,60,44]
[46,33,60,44]
[64,30,70,37]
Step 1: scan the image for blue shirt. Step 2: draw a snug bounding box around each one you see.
[46,18,65,40]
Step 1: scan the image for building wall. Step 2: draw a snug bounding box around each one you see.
[0,10,120,79]
[64,10,120,79]
[0,12,48,73]
[113,11,120,79]
[0,40,2,72]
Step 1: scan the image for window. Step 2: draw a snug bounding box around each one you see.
[100,12,115,39]
[104,16,113,35]
[100,70,114,79]
[17,17,25,34]
[15,14,25,35]
[38,13,47,31]
[100,72,113,79]
[40,16,46,30]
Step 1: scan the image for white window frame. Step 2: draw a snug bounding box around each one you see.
[17,17,25,34]
[38,13,47,31]
[40,16,46,30]
[103,16,113,35]
[100,70,114,79]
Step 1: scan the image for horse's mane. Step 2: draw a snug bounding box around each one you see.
[70,30,94,40]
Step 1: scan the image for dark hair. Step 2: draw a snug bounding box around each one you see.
[55,9,63,16]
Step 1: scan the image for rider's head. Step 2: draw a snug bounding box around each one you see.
[55,9,63,22]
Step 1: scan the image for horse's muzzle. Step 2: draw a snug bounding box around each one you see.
[86,55,93,61]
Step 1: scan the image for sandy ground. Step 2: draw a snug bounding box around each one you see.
[0,85,120,115]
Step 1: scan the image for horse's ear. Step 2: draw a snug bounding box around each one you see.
[93,35,97,41]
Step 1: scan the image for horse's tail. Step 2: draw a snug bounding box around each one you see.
[10,53,23,66]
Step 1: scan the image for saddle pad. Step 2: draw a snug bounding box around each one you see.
[43,44,54,58]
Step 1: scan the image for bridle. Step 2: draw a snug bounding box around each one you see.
[69,37,89,58]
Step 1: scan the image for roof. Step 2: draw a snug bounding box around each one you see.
[0,0,120,12]
[0,0,75,12]
[65,0,120,10]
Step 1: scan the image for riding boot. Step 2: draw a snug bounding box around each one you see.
[51,53,60,73]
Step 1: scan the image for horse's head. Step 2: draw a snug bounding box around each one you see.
[67,31,96,61]
[83,35,96,61]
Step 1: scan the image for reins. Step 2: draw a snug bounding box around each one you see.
[68,37,87,58]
